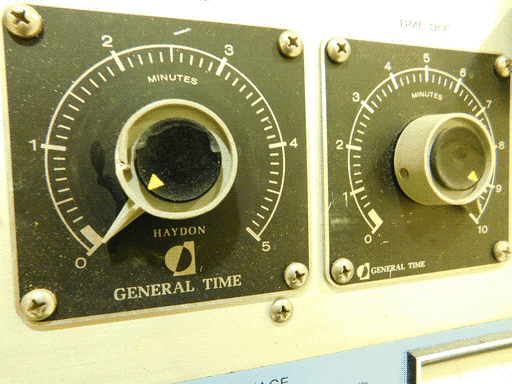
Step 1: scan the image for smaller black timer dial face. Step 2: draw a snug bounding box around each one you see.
[134,118,222,203]
[3,6,308,321]
[323,39,510,286]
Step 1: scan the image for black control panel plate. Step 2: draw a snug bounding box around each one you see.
[323,39,509,285]
[2,6,308,321]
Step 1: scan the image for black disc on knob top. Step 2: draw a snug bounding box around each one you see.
[430,126,486,191]
[134,118,222,202]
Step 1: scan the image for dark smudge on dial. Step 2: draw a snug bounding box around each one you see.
[90,140,129,255]
[90,140,127,215]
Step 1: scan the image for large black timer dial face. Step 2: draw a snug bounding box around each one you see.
[3,6,308,321]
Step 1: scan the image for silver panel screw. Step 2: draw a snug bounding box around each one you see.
[331,258,354,284]
[3,4,43,39]
[493,241,511,262]
[278,30,304,58]
[20,288,57,321]
[284,262,308,289]
[495,55,511,78]
[270,298,293,323]
[326,37,351,64]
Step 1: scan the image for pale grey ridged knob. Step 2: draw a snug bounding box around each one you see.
[394,113,495,205]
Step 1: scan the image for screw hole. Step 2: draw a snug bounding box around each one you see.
[400,168,409,179]
[11,9,30,24]
[288,35,299,48]
[337,42,347,53]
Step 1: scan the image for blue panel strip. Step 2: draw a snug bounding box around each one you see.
[183,318,512,384]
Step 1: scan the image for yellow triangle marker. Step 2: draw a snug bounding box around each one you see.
[467,171,478,182]
[147,174,165,190]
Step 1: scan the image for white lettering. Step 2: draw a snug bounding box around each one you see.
[185,281,195,292]
[371,263,405,274]
[127,287,137,299]
[138,285,150,298]
[174,281,185,293]
[218,276,232,288]
[114,288,126,300]
[161,283,172,295]
[202,275,242,290]
[232,274,242,286]
[150,284,161,296]
[408,261,426,269]
[411,91,443,100]
[203,278,213,290]
[154,226,206,238]
[113,281,196,300]
[147,73,198,85]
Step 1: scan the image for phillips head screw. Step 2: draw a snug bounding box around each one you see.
[3,4,43,39]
